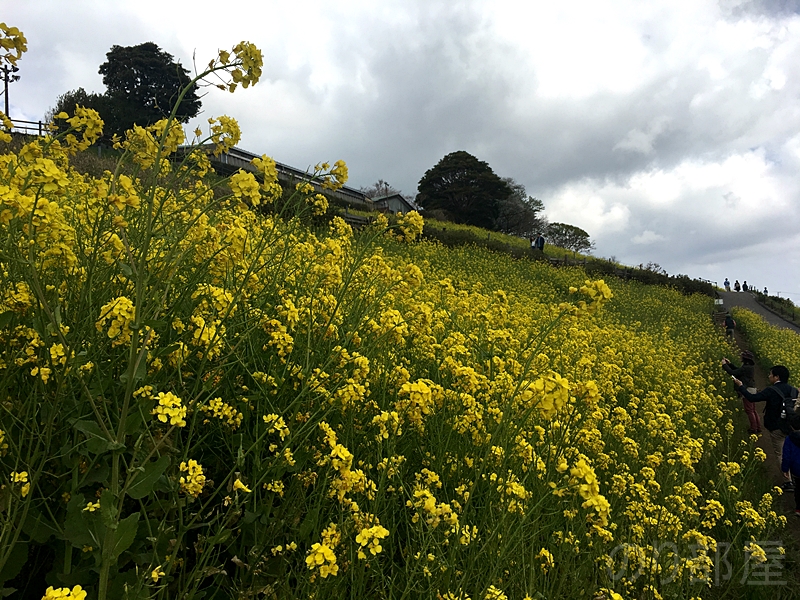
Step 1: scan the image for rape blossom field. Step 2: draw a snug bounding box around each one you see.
[731,308,800,383]
[0,28,791,600]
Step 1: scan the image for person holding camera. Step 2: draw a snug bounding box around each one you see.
[722,351,759,433]
[733,365,798,490]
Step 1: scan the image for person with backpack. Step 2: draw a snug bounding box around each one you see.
[722,351,759,433]
[723,313,736,341]
[781,415,800,516]
[733,365,799,490]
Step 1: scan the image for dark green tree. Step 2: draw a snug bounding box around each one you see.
[45,87,106,134]
[495,177,547,237]
[47,43,202,141]
[416,151,511,230]
[547,222,595,253]
[98,42,201,138]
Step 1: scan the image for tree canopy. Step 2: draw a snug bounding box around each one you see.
[495,177,547,237]
[360,179,402,199]
[48,42,201,140]
[416,151,511,230]
[547,222,595,253]
[45,88,105,128]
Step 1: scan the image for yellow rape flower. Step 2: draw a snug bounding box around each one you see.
[179,460,206,498]
[305,542,338,578]
[95,296,136,346]
[41,586,87,600]
[233,478,252,493]
[229,170,261,206]
[151,392,187,427]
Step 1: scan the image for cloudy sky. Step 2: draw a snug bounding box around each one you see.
[6,1,800,302]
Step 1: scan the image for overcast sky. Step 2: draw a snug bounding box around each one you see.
[6,0,800,302]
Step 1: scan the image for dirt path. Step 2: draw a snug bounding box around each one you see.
[721,303,800,578]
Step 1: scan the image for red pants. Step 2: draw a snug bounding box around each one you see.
[743,397,761,432]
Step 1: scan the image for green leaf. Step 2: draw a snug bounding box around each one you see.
[119,356,147,384]
[104,513,140,562]
[111,569,150,600]
[21,507,59,543]
[0,542,27,585]
[83,462,110,485]
[121,354,148,384]
[124,407,144,435]
[297,506,320,541]
[119,262,133,277]
[0,311,15,329]
[74,420,124,454]
[142,319,167,331]
[153,342,180,357]
[127,455,170,500]
[208,528,232,545]
[100,489,119,528]
[64,494,95,548]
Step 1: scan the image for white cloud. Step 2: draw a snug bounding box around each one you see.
[614,117,671,155]
[632,230,666,244]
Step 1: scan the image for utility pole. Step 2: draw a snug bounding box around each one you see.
[2,64,20,117]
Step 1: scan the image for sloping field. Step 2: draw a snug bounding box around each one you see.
[0,117,788,599]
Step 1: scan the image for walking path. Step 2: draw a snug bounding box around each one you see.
[718,291,800,333]
[718,291,800,567]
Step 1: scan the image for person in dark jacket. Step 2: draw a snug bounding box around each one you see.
[723,313,736,340]
[734,365,798,488]
[781,415,800,516]
[722,351,759,433]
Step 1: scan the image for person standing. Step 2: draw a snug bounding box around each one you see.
[534,233,545,252]
[734,280,741,292]
[781,415,800,515]
[734,365,798,489]
[723,313,736,341]
[742,281,749,292]
[722,351,760,433]
[724,278,731,292]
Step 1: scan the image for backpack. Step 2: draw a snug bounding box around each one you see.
[774,385,798,432]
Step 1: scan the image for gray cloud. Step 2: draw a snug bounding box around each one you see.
[5,1,800,301]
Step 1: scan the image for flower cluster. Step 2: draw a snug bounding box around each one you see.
[95,296,136,346]
[200,397,242,429]
[214,41,263,92]
[151,391,187,427]
[179,460,206,498]
[0,22,27,67]
[41,586,86,600]
[306,524,340,578]
[355,523,390,559]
